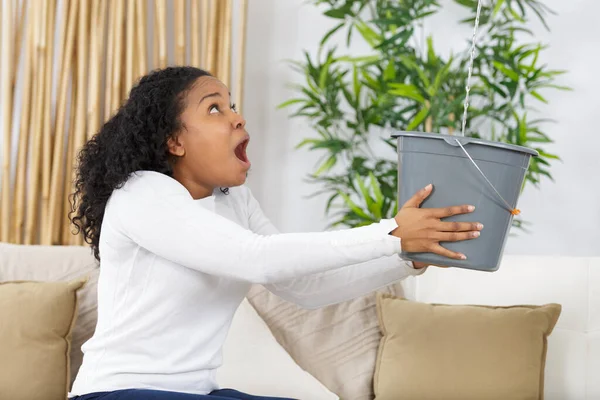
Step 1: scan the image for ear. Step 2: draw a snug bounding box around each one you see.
[167,134,185,157]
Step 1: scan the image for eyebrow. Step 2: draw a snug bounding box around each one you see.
[196,91,233,109]
[197,92,222,107]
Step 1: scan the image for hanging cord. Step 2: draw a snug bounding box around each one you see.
[460,0,483,137]
[457,0,520,216]
[455,139,521,215]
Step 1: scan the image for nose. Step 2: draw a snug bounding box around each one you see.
[232,111,246,130]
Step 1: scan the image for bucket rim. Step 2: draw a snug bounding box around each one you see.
[391,131,539,157]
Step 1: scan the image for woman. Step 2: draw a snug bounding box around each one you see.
[68,67,482,400]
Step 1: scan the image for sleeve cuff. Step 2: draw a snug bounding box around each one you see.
[377,218,402,255]
[401,257,429,276]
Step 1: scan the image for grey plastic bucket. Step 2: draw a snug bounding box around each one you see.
[393,131,538,272]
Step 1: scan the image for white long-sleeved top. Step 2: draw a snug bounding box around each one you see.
[69,170,425,396]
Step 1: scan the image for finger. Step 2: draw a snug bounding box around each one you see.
[436,221,483,232]
[430,244,467,260]
[432,231,480,242]
[402,184,433,209]
[430,204,475,219]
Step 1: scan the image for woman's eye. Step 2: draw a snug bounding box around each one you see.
[209,105,219,114]
[230,103,238,113]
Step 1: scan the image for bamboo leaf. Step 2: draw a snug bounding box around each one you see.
[353,64,360,101]
[277,98,305,109]
[370,172,384,212]
[324,7,351,19]
[320,22,345,47]
[338,55,381,63]
[315,155,337,176]
[493,0,505,16]
[383,61,396,81]
[355,21,379,47]
[407,107,430,131]
[538,150,560,160]
[355,174,374,213]
[530,90,547,103]
[325,193,339,213]
[338,192,373,220]
[427,36,437,65]
[388,83,426,103]
[493,61,519,81]
[545,84,573,91]
[295,138,319,149]
[362,70,381,91]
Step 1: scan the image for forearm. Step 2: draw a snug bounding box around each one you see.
[264,255,427,309]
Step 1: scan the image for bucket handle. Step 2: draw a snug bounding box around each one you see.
[454,139,521,216]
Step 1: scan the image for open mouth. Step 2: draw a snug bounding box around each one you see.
[234,137,250,164]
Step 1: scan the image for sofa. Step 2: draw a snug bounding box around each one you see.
[1,242,597,399]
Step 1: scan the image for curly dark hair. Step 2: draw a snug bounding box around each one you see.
[70,66,212,261]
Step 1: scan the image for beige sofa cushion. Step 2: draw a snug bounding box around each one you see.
[0,279,85,400]
[247,282,412,400]
[0,243,99,386]
[374,293,562,400]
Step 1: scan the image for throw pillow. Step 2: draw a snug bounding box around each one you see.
[374,293,562,400]
[0,279,86,400]
[218,299,338,399]
[246,280,415,400]
[0,242,99,386]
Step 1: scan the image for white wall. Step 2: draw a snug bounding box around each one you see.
[243,0,600,256]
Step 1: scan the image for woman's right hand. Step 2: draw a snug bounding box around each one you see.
[390,184,483,260]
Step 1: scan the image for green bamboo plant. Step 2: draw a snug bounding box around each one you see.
[280,0,570,230]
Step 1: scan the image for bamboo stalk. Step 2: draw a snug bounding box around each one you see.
[64,0,90,245]
[448,96,456,135]
[25,0,49,244]
[40,0,58,244]
[1,0,14,242]
[48,0,78,244]
[205,0,217,74]
[448,115,455,134]
[132,0,139,84]
[191,0,200,66]
[87,0,102,140]
[235,0,248,114]
[156,0,167,68]
[125,0,135,91]
[214,0,225,79]
[104,0,116,121]
[220,0,232,86]
[123,0,136,92]
[12,0,26,89]
[120,1,128,102]
[200,0,209,68]
[61,64,77,245]
[153,0,159,69]
[111,0,124,112]
[0,1,2,65]
[92,0,108,136]
[13,13,34,245]
[136,0,147,77]
[75,0,90,131]
[174,0,185,65]
[425,100,432,133]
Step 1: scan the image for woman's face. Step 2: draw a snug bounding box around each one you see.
[167,76,250,198]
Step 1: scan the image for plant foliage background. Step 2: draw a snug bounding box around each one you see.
[280,0,570,230]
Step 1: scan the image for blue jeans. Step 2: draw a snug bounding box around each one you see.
[71,388,297,400]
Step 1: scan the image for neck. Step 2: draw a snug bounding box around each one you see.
[172,170,214,200]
